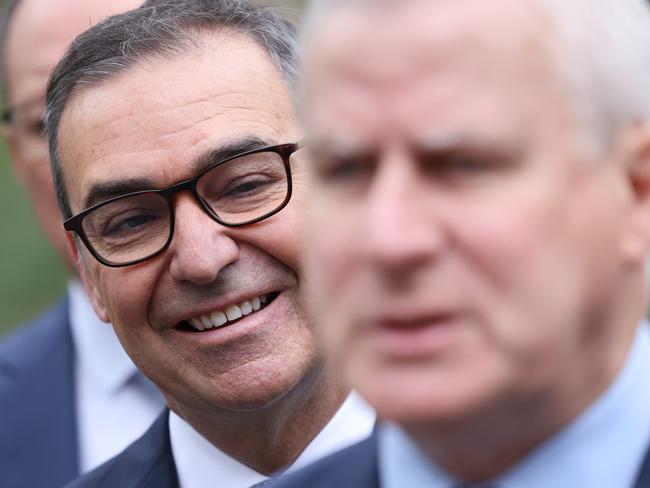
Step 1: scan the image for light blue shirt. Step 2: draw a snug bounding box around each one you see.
[379,325,650,488]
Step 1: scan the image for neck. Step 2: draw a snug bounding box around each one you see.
[171,366,349,474]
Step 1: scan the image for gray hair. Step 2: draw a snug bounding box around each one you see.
[303,0,650,155]
[540,0,650,152]
[45,0,299,220]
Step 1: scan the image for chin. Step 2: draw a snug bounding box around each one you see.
[357,367,498,425]
[206,365,318,413]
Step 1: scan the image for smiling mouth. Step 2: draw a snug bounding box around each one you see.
[175,292,280,333]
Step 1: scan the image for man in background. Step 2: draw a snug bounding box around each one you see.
[0,1,164,487]
[277,0,650,486]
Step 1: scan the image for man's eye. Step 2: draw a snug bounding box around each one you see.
[420,151,507,180]
[326,162,363,180]
[102,213,159,239]
[442,155,489,173]
[204,173,282,203]
[222,176,271,198]
[316,156,374,184]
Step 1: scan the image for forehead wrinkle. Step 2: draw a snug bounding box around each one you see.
[73,84,290,152]
[308,0,570,151]
[137,106,289,165]
[64,91,292,179]
[310,0,553,81]
[80,93,235,138]
[59,34,293,152]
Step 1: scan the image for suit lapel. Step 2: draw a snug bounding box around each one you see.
[137,411,178,488]
[327,433,380,488]
[634,442,650,488]
[0,299,79,488]
[88,410,178,488]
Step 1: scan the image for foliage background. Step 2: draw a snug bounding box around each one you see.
[0,0,305,335]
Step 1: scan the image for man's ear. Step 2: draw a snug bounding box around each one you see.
[620,122,650,262]
[66,233,110,323]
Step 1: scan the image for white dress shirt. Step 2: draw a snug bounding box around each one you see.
[379,324,650,488]
[170,392,376,488]
[68,280,165,473]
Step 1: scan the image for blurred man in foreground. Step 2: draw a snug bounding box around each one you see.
[277,0,650,486]
[45,1,373,487]
[0,1,164,487]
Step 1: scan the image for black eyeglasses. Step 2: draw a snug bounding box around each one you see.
[64,143,298,267]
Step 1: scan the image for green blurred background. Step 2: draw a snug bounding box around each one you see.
[0,0,305,336]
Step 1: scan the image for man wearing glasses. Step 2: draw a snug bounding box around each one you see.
[47,1,373,487]
[0,1,165,487]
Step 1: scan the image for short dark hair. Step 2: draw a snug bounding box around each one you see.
[45,0,299,219]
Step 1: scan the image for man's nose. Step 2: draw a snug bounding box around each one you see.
[361,155,445,279]
[167,193,239,284]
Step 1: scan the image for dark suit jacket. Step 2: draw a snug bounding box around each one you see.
[271,434,379,488]
[65,411,177,488]
[272,432,650,488]
[0,299,79,488]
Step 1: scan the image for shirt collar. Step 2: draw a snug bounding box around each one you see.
[68,280,139,393]
[379,324,650,488]
[170,392,375,488]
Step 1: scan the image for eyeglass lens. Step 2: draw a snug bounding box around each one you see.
[80,149,290,265]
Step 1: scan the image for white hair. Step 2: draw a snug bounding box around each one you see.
[303,0,650,154]
[540,0,650,151]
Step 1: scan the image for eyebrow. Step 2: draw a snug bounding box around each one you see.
[84,177,157,210]
[82,135,276,210]
[412,131,528,156]
[194,135,273,174]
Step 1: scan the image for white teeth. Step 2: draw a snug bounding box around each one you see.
[210,311,228,327]
[241,300,253,315]
[200,316,213,330]
[226,305,243,321]
[186,293,272,331]
[191,318,204,331]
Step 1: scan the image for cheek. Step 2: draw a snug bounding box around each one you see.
[458,204,537,282]
[450,189,612,369]
[264,210,305,276]
[95,264,160,334]
[245,177,311,281]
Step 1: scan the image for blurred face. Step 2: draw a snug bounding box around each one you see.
[3,0,142,268]
[303,0,647,424]
[57,34,321,415]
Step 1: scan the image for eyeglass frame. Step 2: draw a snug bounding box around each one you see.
[63,142,299,268]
